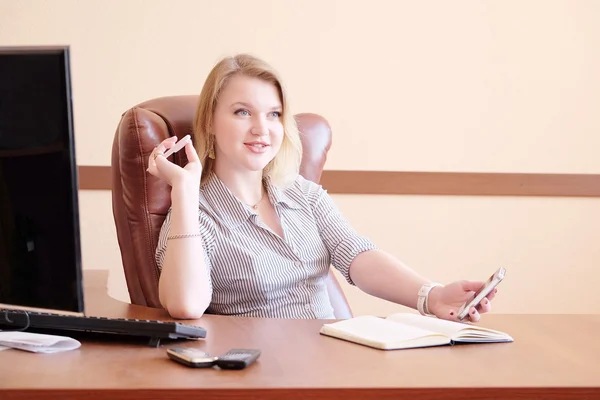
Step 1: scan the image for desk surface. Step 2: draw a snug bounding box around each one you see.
[1,270,599,400]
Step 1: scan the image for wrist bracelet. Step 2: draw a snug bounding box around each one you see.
[417,282,443,317]
[167,233,202,240]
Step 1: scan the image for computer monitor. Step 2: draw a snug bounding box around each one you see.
[0,46,84,314]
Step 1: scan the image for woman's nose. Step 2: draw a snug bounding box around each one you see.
[251,117,269,136]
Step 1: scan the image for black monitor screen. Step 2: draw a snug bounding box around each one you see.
[0,46,84,313]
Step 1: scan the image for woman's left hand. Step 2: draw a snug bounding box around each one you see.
[427,281,497,323]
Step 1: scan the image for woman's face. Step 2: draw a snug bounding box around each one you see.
[211,74,284,174]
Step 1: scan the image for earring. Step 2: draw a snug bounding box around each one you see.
[208,136,215,159]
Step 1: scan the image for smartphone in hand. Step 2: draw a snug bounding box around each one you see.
[163,135,191,158]
[457,267,506,321]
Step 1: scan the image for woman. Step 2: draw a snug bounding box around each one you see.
[147,54,496,320]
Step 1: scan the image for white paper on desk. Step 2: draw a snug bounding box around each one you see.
[0,331,81,353]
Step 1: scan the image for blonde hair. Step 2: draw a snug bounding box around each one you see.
[193,54,302,187]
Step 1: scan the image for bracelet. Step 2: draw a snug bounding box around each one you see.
[417,282,443,317]
[167,233,202,240]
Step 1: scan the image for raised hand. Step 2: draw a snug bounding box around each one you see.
[147,136,202,189]
[427,280,497,323]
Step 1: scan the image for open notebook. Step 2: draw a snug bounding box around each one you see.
[320,313,513,350]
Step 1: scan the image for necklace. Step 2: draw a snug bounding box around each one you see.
[249,191,265,210]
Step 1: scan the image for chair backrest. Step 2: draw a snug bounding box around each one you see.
[111,95,352,318]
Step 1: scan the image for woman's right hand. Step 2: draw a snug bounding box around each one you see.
[147,136,202,189]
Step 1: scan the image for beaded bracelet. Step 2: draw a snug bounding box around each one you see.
[167,233,202,240]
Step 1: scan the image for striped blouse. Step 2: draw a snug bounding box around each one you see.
[155,173,376,319]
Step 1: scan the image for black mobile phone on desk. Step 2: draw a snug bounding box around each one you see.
[167,347,217,368]
[215,348,261,370]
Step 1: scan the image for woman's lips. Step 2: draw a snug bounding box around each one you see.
[244,142,269,153]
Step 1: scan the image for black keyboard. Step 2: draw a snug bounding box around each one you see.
[0,309,207,347]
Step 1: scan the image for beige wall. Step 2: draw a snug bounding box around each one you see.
[2,0,600,315]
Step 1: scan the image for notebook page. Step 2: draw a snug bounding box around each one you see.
[386,313,513,342]
[321,315,449,349]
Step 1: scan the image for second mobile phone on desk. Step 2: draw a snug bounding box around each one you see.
[215,348,261,370]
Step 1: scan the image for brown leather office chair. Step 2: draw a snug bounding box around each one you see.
[111,95,352,319]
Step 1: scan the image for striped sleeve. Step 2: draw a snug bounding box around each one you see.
[302,178,377,285]
[155,207,216,279]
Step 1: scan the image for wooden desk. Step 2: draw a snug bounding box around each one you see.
[1,270,599,400]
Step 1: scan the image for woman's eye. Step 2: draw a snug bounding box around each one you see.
[235,109,250,116]
[269,111,281,118]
